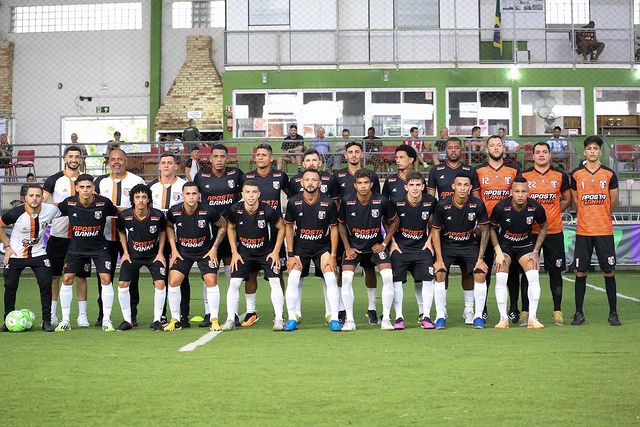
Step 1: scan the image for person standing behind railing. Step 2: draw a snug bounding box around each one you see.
[0,133,13,182]
[278,124,305,171]
[332,129,351,170]
[310,127,331,169]
[403,126,429,169]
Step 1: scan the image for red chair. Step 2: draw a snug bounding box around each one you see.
[521,144,534,167]
[198,145,212,162]
[615,144,636,162]
[12,150,36,176]
[227,145,239,168]
[374,145,396,172]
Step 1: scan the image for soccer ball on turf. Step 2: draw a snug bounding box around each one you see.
[20,309,36,330]
[5,310,28,332]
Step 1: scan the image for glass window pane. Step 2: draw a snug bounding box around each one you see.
[595,89,640,135]
[402,91,435,136]
[235,93,267,138]
[520,89,583,135]
[265,93,298,137]
[395,0,439,29]
[336,92,366,137]
[249,0,289,26]
[302,93,336,137]
[546,0,589,25]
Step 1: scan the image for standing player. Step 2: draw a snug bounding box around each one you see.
[116,184,167,331]
[283,169,340,332]
[333,141,381,323]
[431,174,490,329]
[0,185,60,332]
[521,142,571,325]
[55,174,119,332]
[223,181,286,331]
[164,182,228,332]
[43,146,89,327]
[489,177,548,329]
[569,136,620,326]
[388,172,437,329]
[194,143,244,327]
[338,169,399,331]
[94,148,145,326]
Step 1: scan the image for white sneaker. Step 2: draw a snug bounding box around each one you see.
[101,320,115,332]
[55,320,71,332]
[380,318,394,331]
[342,320,356,331]
[77,314,90,328]
[221,319,235,331]
[272,319,284,331]
[51,314,59,327]
[463,308,474,325]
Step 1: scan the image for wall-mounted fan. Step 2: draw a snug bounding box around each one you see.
[533,96,559,132]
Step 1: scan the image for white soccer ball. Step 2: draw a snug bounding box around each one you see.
[5,310,27,332]
[20,309,36,330]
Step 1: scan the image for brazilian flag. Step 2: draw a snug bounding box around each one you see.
[493,0,503,59]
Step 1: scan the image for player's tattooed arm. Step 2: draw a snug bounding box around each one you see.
[489,226,505,267]
[339,222,359,260]
[227,221,244,272]
[118,229,131,264]
[211,217,228,251]
[285,222,300,272]
[475,223,489,273]
[533,221,548,255]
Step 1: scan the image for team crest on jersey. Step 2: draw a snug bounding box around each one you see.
[551,180,558,188]
[105,261,111,270]
[371,209,379,218]
[149,225,157,233]
[273,181,280,189]
[468,212,475,221]
[173,192,181,201]
[608,256,615,265]
[318,211,326,219]
[556,259,562,268]
[44,259,51,267]
[379,252,387,260]
[258,220,266,228]
[600,180,607,188]
[208,260,216,269]
[505,176,512,184]
[94,211,102,219]
[321,185,328,193]
[526,216,533,225]
[123,188,130,197]
[197,220,206,228]
[422,211,429,220]
[228,180,235,188]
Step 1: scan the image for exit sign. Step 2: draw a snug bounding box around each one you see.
[96,106,110,114]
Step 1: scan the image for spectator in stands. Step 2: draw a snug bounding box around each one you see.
[182,119,201,150]
[547,125,569,165]
[70,132,88,172]
[403,126,428,169]
[277,124,305,170]
[362,126,382,152]
[498,127,519,152]
[310,127,331,167]
[165,134,184,155]
[0,133,13,182]
[466,126,484,162]
[332,128,351,170]
[19,173,37,203]
[577,21,605,62]
[184,145,204,180]
[433,127,450,165]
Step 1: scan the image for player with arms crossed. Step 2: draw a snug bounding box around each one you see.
[569,136,621,326]
[224,181,286,331]
[489,176,548,329]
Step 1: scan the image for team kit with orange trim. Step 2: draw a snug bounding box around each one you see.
[0,136,623,333]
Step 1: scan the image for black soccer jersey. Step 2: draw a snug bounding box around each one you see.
[381,173,431,202]
[431,196,489,247]
[117,207,166,260]
[287,171,339,200]
[284,194,338,257]
[393,195,437,254]
[194,167,245,216]
[427,162,480,199]
[57,195,119,254]
[227,201,282,257]
[244,169,289,211]
[338,193,396,252]
[333,168,381,201]
[166,202,221,258]
[490,197,547,248]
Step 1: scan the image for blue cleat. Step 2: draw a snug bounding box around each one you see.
[329,320,342,332]
[435,318,446,329]
[473,317,485,329]
[283,319,298,332]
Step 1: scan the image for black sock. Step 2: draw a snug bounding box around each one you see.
[507,266,520,312]
[520,274,529,312]
[604,275,617,313]
[549,271,563,311]
[575,276,587,313]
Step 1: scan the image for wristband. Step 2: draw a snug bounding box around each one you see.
[287,251,295,257]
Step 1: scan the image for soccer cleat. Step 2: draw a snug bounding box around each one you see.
[198,313,211,328]
[116,321,133,331]
[50,314,59,327]
[329,320,342,332]
[272,319,284,331]
[151,321,163,331]
[42,321,55,332]
[482,307,489,320]
[463,308,474,325]
[420,317,435,329]
[102,320,115,332]
[366,309,379,325]
[472,317,485,329]
[94,316,103,327]
[417,313,423,324]
[283,319,298,332]
[341,320,356,332]
[180,315,191,328]
[517,311,529,327]
[338,310,346,323]
[552,311,564,326]
[295,314,303,323]
[210,318,221,331]
[394,318,405,330]
[0,324,9,332]
[221,319,236,331]
[55,320,71,332]
[508,309,520,324]
[608,312,622,326]
[163,318,182,332]
[571,311,585,326]
[234,314,241,327]
[527,319,545,329]
[434,318,446,330]
[76,314,90,328]
[494,319,510,329]
[380,318,394,331]
[131,318,138,328]
[241,312,259,327]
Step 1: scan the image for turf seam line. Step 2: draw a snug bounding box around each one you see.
[561,276,640,303]
[178,331,222,352]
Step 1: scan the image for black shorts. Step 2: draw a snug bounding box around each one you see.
[218,236,232,260]
[63,252,112,276]
[47,236,90,278]
[500,242,535,262]
[538,232,566,272]
[120,259,166,283]
[297,251,331,278]
[170,257,219,278]
[441,244,480,275]
[391,250,434,282]
[232,254,281,279]
[574,235,616,273]
[342,250,391,269]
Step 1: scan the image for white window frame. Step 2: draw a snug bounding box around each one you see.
[171,1,225,29]
[445,87,512,136]
[593,87,640,135]
[518,87,585,136]
[394,0,440,30]
[248,0,290,27]
[545,0,590,26]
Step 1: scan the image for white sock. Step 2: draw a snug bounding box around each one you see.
[118,287,132,323]
[168,286,181,320]
[341,270,355,321]
[380,269,394,320]
[153,288,165,322]
[51,300,58,318]
[78,300,87,316]
[393,282,404,320]
[224,265,231,285]
[323,272,340,321]
[366,287,377,311]
[268,278,284,322]
[495,272,509,321]
[526,269,541,321]
[286,270,302,320]
[474,281,487,319]
[421,280,434,319]
[434,281,447,319]
[322,279,331,317]
[246,292,257,314]
[296,278,304,316]
[101,283,114,322]
[463,290,474,311]
[206,286,220,319]
[414,282,423,314]
[203,283,210,315]
[338,291,345,311]
[226,278,243,321]
[60,284,73,321]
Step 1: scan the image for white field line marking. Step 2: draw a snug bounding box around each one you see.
[179,330,222,352]
[562,276,640,303]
